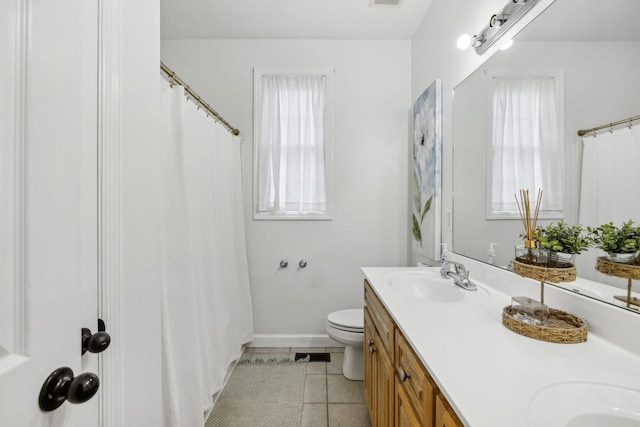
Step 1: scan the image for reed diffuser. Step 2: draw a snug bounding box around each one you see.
[514,189,545,265]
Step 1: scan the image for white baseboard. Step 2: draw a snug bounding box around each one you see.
[248,334,342,348]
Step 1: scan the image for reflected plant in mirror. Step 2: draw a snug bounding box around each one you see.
[589,220,640,263]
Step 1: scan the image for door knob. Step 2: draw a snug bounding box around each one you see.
[39,367,100,411]
[82,318,111,355]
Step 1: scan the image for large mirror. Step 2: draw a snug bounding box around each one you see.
[452,0,640,312]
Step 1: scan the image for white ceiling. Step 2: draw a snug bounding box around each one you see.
[161,0,435,40]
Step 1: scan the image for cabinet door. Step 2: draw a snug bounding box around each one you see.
[396,381,422,427]
[435,394,464,427]
[364,307,377,422]
[375,335,395,427]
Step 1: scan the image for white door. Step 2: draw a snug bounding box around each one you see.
[0,0,101,425]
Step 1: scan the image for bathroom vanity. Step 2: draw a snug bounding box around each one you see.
[364,279,460,427]
[362,261,640,426]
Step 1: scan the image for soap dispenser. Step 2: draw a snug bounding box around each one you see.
[440,243,450,263]
[487,243,498,265]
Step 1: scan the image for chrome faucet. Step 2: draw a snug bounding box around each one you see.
[440,260,477,291]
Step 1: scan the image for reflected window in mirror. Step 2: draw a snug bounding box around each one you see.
[486,69,565,220]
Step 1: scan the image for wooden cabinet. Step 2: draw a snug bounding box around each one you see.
[395,331,437,427]
[435,394,464,427]
[364,306,376,417]
[364,279,465,427]
[375,335,394,427]
[396,381,421,427]
[365,280,395,427]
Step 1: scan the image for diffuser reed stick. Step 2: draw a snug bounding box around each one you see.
[515,189,545,302]
[515,189,543,248]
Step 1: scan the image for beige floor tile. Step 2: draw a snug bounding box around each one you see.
[306,362,327,375]
[328,403,372,427]
[326,352,344,375]
[327,375,365,403]
[250,352,289,362]
[238,348,253,361]
[326,347,345,353]
[304,374,328,403]
[301,403,329,427]
[252,346,291,353]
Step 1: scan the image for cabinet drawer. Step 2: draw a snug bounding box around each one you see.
[395,330,437,427]
[364,279,395,358]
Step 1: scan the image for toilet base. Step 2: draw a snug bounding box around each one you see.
[342,345,364,380]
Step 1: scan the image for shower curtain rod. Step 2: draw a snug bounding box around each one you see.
[577,114,640,137]
[160,62,240,136]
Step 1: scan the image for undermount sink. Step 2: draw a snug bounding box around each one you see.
[528,381,640,427]
[386,270,467,302]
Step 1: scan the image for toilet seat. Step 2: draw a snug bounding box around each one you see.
[327,309,363,333]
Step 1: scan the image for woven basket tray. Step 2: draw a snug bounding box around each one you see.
[595,256,640,280]
[512,259,576,283]
[502,306,588,344]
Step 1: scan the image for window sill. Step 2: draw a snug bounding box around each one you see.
[253,211,333,221]
[486,210,564,220]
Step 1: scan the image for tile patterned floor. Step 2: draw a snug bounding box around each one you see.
[241,347,372,427]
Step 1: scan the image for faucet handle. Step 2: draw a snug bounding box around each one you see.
[455,264,468,277]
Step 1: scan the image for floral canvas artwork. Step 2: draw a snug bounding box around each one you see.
[412,79,442,260]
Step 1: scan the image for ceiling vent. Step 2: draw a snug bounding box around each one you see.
[369,0,403,8]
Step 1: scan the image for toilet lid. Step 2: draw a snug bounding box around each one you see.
[327,309,363,331]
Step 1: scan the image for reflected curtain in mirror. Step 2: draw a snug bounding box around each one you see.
[488,72,564,218]
[577,125,640,284]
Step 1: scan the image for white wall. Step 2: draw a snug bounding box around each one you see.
[161,40,411,341]
[410,0,554,266]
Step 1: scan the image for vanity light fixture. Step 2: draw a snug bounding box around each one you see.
[463,0,541,55]
[489,14,508,28]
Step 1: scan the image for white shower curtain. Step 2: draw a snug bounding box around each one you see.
[159,79,254,427]
[577,125,640,286]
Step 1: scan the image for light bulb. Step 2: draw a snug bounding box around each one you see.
[456,34,472,50]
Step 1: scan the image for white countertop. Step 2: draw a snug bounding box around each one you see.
[362,266,640,427]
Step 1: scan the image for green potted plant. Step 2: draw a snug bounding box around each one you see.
[535,220,593,268]
[589,220,640,264]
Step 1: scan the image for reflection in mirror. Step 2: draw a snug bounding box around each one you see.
[452,0,640,312]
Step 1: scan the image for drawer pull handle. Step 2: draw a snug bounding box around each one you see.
[398,368,410,382]
[369,345,376,354]
[367,339,374,346]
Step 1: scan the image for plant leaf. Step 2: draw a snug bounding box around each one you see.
[412,214,422,243]
[421,196,432,224]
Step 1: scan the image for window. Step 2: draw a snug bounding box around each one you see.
[486,69,564,219]
[253,68,333,220]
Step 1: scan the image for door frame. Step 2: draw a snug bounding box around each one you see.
[98,0,162,425]
[97,0,122,424]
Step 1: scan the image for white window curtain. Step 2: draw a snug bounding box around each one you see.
[256,74,327,214]
[490,76,564,214]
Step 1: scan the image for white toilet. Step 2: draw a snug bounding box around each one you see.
[326,308,364,380]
